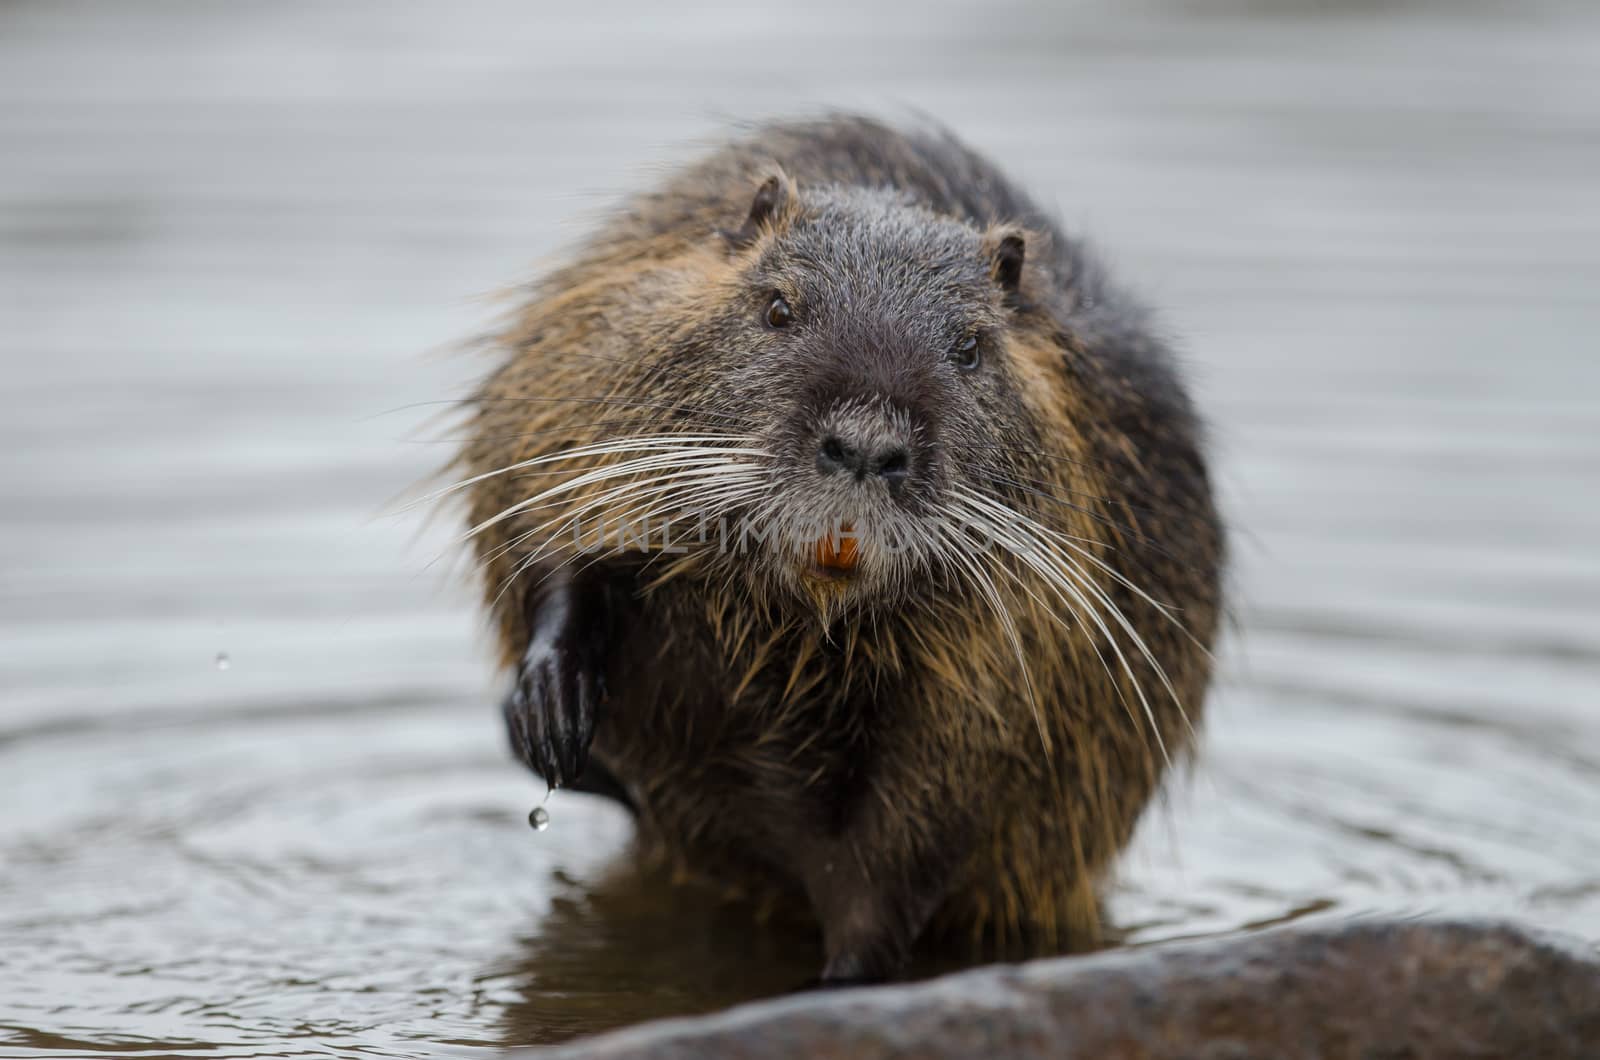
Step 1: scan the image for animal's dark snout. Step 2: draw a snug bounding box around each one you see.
[816,433,911,491]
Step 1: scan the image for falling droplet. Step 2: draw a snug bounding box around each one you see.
[215,652,231,671]
[528,806,550,832]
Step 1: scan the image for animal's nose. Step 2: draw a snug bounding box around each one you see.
[816,434,911,491]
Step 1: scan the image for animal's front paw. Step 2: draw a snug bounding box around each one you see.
[502,588,606,790]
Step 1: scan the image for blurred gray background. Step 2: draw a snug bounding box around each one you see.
[2,0,1597,1055]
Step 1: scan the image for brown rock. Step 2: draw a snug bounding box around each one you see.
[510,919,1600,1059]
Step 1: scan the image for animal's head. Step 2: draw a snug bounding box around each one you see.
[644,168,1069,623]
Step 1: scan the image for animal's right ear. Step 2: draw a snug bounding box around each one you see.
[720,169,797,251]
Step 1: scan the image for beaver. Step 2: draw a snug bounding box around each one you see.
[450,114,1223,983]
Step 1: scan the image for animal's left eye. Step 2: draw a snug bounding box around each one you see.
[948,335,981,372]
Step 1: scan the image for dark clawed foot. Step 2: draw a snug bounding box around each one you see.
[793,972,883,993]
[502,579,607,790]
[798,951,891,991]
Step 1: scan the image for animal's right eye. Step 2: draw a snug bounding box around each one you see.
[764,294,794,329]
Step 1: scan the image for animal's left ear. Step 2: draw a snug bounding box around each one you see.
[982,224,1027,302]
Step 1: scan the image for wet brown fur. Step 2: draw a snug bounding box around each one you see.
[453,115,1223,974]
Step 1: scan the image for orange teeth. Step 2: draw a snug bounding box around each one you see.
[814,523,860,574]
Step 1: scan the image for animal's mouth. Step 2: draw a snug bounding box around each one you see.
[808,522,860,580]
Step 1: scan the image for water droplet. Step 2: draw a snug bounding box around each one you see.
[215,652,231,671]
[528,806,550,832]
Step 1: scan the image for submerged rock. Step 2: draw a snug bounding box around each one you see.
[511,918,1600,1059]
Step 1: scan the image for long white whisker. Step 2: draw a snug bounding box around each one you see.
[955,484,1210,660]
[929,518,1051,756]
[490,463,768,608]
[565,479,773,587]
[950,499,1154,761]
[996,513,1195,746]
[952,491,1178,763]
[474,464,761,577]
[524,471,767,565]
[413,433,762,510]
[458,448,766,546]
[485,464,762,577]
[434,455,762,581]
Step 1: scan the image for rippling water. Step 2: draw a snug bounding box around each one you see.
[3,0,1598,1054]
